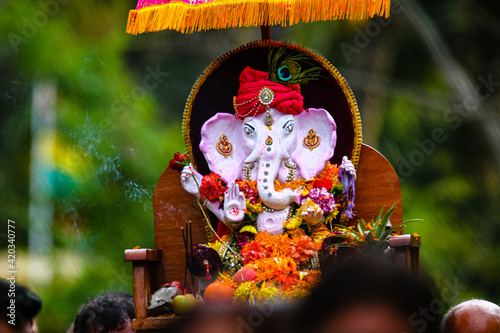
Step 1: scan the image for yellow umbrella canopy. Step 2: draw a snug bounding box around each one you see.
[126,0,391,35]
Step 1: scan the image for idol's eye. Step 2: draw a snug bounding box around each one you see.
[243,124,255,135]
[283,120,295,133]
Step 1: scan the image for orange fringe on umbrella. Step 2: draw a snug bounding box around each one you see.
[127,0,391,35]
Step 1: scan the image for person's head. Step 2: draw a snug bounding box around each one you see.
[74,292,135,333]
[293,259,440,333]
[0,279,42,333]
[178,303,291,333]
[442,299,500,333]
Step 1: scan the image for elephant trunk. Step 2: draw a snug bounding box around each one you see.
[247,141,299,211]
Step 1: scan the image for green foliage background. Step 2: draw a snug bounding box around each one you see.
[0,0,499,331]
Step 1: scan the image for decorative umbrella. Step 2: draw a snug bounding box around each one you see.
[126,0,391,37]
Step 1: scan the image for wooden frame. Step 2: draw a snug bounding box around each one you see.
[389,234,421,276]
[125,143,420,331]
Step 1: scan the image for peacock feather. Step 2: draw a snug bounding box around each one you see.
[268,46,322,85]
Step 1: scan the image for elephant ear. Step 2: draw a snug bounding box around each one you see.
[294,108,337,179]
[200,113,245,184]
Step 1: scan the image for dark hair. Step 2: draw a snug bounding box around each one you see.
[74,292,135,333]
[0,279,42,332]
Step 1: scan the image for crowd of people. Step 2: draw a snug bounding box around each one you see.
[0,280,135,333]
[2,261,500,333]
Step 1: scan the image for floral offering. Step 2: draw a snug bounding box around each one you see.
[193,158,355,305]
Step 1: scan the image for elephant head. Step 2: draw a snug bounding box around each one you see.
[199,107,336,210]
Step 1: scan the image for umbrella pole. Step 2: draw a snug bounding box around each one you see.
[261,25,271,40]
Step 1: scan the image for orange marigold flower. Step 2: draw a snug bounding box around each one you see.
[216,273,239,288]
[240,240,265,265]
[239,231,319,296]
[290,236,316,264]
[236,179,261,205]
[303,270,321,286]
[287,228,306,238]
[317,162,341,184]
[276,178,307,191]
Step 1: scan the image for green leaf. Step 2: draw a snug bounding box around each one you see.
[375,205,386,225]
[335,243,360,249]
[381,219,421,240]
[357,217,367,234]
[333,225,363,241]
[375,204,397,239]
[365,231,375,243]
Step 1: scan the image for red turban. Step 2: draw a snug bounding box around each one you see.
[233,66,304,120]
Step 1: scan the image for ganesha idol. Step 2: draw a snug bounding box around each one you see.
[179,53,357,248]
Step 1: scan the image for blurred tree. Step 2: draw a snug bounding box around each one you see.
[0,1,184,331]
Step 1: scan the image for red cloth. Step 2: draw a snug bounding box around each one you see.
[216,221,231,237]
[234,67,304,120]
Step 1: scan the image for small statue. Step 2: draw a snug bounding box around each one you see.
[171,44,362,304]
[180,65,355,236]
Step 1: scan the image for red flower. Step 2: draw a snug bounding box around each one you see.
[240,241,265,265]
[236,180,260,205]
[236,234,250,248]
[169,152,189,172]
[236,231,255,248]
[200,173,227,202]
[313,177,333,190]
